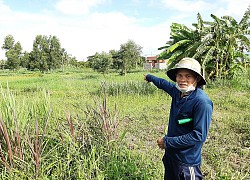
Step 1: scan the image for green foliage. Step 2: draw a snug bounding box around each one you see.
[0,82,160,179]
[29,35,62,72]
[1,35,15,50]
[88,52,113,74]
[1,34,78,73]
[158,7,250,81]
[48,36,62,70]
[20,51,30,68]
[2,35,22,70]
[109,49,121,70]
[94,80,158,96]
[1,34,144,75]
[158,22,201,67]
[102,145,159,179]
[29,35,49,71]
[202,87,250,179]
[118,39,143,75]
[87,40,143,76]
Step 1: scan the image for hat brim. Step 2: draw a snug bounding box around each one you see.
[166,68,206,86]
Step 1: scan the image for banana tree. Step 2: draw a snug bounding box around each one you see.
[159,7,250,82]
[158,22,201,69]
[158,13,210,80]
[209,7,250,79]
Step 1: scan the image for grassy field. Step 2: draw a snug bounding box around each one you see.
[0,68,249,179]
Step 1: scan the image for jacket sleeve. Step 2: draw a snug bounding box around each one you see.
[164,100,213,148]
[146,74,175,96]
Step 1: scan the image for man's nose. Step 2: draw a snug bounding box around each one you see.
[180,77,187,81]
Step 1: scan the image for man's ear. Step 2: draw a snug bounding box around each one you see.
[197,76,201,82]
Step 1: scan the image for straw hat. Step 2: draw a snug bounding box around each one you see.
[166,58,206,86]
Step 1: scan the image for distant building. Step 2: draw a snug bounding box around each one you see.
[143,56,167,70]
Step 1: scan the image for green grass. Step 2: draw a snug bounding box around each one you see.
[0,68,249,179]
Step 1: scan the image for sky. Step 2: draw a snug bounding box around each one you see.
[0,0,249,61]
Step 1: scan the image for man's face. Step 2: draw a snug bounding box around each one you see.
[176,69,198,88]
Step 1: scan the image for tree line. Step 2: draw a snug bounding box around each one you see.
[1,35,79,72]
[1,35,144,75]
[86,39,144,75]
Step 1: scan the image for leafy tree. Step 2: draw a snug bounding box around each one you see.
[20,51,30,68]
[77,61,88,68]
[5,49,19,69]
[68,56,78,67]
[60,48,78,70]
[7,42,22,70]
[118,40,142,75]
[2,34,72,72]
[87,55,95,68]
[48,35,62,70]
[61,48,67,71]
[0,60,6,69]
[2,35,22,70]
[109,49,122,70]
[2,34,15,50]
[29,35,63,72]
[29,35,49,71]
[139,55,146,67]
[88,52,112,74]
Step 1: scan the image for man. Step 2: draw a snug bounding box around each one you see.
[144,58,213,180]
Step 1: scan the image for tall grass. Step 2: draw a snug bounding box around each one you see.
[0,85,160,179]
[94,80,158,96]
[0,68,249,179]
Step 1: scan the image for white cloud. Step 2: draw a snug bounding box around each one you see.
[161,0,212,13]
[55,0,109,15]
[54,12,170,59]
[159,0,249,27]
[213,0,249,21]
[0,0,10,13]
[0,2,169,61]
[54,13,134,59]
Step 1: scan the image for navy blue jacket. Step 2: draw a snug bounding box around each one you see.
[146,74,213,166]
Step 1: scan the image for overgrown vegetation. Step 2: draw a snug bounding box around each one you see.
[158,6,250,80]
[0,68,249,179]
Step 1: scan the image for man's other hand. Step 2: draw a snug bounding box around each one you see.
[157,137,165,150]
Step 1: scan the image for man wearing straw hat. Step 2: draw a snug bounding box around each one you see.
[145,58,213,180]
